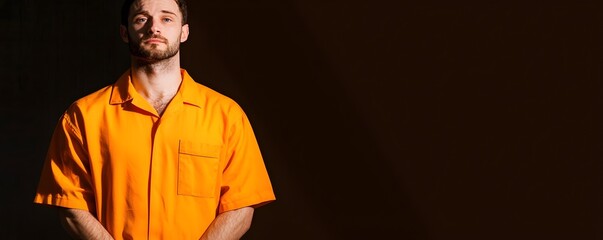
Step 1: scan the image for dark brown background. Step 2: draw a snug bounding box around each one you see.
[1,0,602,239]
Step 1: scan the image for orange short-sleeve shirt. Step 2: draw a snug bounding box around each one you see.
[34,69,276,239]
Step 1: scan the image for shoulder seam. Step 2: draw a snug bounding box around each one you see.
[62,112,85,146]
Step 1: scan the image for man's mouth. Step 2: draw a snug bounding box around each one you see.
[144,38,166,44]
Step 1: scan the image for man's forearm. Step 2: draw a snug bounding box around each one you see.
[58,208,114,240]
[200,207,254,240]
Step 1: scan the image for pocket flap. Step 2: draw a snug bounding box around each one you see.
[179,140,221,158]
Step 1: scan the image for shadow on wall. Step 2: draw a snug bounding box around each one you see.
[183,1,427,239]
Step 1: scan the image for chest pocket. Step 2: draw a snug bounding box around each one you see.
[178,141,221,198]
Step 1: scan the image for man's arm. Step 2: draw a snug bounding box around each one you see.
[58,208,114,240]
[200,207,254,240]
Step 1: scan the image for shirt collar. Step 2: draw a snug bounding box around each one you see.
[179,69,204,108]
[109,70,134,105]
[109,68,203,108]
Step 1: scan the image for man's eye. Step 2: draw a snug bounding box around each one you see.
[163,18,173,22]
[135,18,147,23]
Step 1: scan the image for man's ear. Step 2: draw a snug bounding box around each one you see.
[120,25,129,43]
[180,24,189,43]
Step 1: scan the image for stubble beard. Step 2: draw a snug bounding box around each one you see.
[128,34,180,62]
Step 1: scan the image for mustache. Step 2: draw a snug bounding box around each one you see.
[142,34,168,42]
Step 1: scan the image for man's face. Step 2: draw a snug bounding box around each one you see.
[121,0,189,62]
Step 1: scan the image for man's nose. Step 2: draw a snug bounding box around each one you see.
[147,18,161,34]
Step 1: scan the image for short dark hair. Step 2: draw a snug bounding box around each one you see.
[121,0,188,26]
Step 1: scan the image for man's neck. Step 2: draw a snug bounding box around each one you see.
[130,55,183,115]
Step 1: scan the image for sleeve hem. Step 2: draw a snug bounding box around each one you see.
[33,194,92,211]
[218,191,276,214]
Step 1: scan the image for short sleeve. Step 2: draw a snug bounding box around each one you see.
[218,107,275,213]
[33,110,96,212]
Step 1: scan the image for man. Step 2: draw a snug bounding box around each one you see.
[33,0,275,239]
